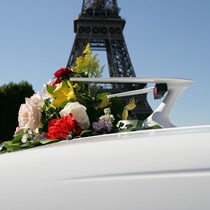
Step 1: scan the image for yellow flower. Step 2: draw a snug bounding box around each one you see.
[99,96,110,109]
[71,43,103,77]
[83,43,91,54]
[122,99,137,120]
[51,81,76,108]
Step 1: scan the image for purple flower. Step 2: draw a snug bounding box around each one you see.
[104,121,113,132]
[92,121,105,132]
[92,114,114,133]
[33,134,45,141]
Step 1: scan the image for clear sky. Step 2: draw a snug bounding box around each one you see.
[0,0,209,127]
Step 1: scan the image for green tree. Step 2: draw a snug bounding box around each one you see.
[0,81,34,142]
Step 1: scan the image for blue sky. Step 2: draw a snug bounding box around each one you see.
[0,0,209,127]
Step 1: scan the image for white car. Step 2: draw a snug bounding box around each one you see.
[1,77,210,210]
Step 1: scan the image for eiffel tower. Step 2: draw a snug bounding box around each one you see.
[67,0,152,120]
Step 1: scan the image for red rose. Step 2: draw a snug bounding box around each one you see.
[45,114,82,140]
[54,67,70,78]
[53,77,62,85]
[52,67,71,85]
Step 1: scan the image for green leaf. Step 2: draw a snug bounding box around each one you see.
[20,141,31,148]
[3,141,21,152]
[110,97,124,112]
[0,137,61,154]
[146,125,162,129]
[60,100,69,109]
[47,85,56,95]
[62,81,69,88]
[11,129,24,144]
[39,138,59,145]
[60,98,76,109]
[96,92,108,101]
[0,149,7,154]
[43,98,51,110]
[109,97,124,123]
[80,130,97,137]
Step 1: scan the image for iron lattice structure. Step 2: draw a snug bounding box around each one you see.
[67,0,152,120]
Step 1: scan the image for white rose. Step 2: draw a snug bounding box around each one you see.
[41,84,53,100]
[30,85,53,108]
[60,102,90,129]
[18,98,42,131]
[30,93,44,108]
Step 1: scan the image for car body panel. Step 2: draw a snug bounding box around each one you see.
[1,125,210,210]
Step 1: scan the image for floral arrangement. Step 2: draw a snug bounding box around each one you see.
[0,44,153,154]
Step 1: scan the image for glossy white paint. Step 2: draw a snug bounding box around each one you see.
[1,77,209,210]
[1,125,210,210]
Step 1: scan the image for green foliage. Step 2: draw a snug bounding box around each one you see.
[0,81,34,143]
[1,133,59,154]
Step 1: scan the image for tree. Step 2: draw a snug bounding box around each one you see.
[0,81,34,142]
